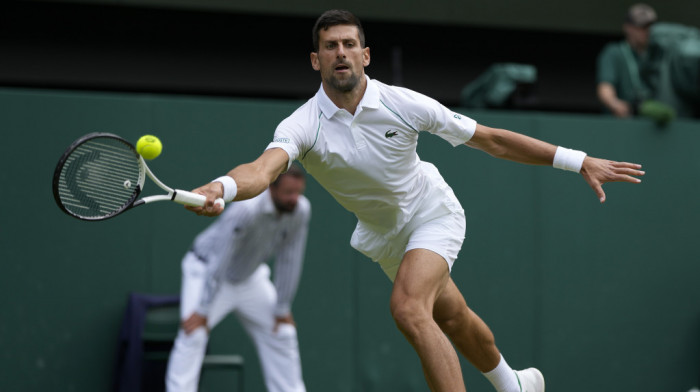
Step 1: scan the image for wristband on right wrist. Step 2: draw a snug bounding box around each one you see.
[553,146,587,173]
[211,175,238,202]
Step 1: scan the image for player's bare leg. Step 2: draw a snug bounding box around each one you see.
[433,278,501,372]
[390,249,466,392]
[433,276,545,392]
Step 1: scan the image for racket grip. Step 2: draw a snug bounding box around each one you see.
[173,189,225,208]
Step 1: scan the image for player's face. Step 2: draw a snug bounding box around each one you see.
[311,24,370,93]
[270,176,305,213]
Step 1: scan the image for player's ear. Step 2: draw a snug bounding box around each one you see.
[363,47,370,67]
[310,52,320,71]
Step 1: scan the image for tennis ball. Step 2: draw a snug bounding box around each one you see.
[136,135,162,160]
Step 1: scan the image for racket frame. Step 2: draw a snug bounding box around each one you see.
[53,132,219,221]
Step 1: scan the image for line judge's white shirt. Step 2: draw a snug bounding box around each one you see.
[266,75,475,248]
[192,189,311,317]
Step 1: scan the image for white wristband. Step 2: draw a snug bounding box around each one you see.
[212,176,237,202]
[553,146,587,173]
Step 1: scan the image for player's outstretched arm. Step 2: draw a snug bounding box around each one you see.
[466,124,644,203]
[466,124,556,165]
[187,148,289,216]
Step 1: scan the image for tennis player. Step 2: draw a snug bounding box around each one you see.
[188,10,644,392]
[168,165,309,392]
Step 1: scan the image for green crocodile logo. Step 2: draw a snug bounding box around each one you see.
[385,130,399,138]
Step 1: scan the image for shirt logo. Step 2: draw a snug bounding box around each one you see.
[273,137,290,143]
[385,130,399,138]
[453,114,462,120]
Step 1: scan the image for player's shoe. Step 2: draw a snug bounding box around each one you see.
[514,368,545,392]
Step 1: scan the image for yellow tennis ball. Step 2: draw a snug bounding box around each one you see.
[136,135,162,160]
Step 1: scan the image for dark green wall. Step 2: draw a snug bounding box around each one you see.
[1,87,699,392]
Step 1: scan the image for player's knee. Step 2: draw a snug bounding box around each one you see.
[390,299,432,337]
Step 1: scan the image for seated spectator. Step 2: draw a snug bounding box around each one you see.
[596,3,659,118]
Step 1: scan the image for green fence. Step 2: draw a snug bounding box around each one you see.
[1,87,698,392]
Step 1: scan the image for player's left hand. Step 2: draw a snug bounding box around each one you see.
[580,156,644,203]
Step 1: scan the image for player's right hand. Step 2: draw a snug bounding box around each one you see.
[186,182,225,216]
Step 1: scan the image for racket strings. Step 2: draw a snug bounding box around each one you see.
[56,138,142,219]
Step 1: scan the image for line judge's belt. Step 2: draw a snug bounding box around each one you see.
[189,246,208,264]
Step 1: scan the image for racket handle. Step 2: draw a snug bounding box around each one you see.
[173,189,225,208]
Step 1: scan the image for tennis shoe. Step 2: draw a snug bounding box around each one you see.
[514,368,545,392]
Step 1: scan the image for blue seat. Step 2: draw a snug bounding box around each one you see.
[114,293,244,392]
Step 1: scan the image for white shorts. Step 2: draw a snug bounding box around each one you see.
[351,210,466,281]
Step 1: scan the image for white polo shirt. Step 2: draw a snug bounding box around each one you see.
[266,76,476,258]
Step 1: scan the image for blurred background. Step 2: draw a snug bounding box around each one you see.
[1,1,699,391]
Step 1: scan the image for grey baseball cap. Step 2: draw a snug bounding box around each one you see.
[626,3,658,27]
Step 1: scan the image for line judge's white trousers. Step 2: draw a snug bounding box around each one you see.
[165,253,306,392]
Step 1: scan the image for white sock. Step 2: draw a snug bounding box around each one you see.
[483,354,521,392]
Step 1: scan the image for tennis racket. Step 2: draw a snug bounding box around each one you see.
[52,132,224,221]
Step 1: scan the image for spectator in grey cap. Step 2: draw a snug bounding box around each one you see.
[596,3,659,117]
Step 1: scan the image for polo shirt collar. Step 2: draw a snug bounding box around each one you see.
[315,74,380,118]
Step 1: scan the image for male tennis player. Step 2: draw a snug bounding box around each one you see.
[188,10,644,392]
[168,165,309,392]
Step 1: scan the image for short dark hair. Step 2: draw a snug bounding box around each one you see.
[312,9,365,52]
[271,163,305,187]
